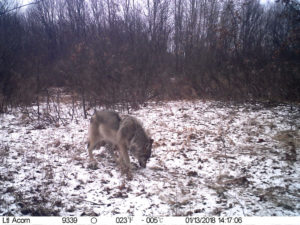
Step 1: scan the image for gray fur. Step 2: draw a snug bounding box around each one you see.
[87,110,153,178]
[118,116,153,169]
[87,110,121,154]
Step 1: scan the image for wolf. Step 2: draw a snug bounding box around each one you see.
[87,110,121,161]
[87,110,153,177]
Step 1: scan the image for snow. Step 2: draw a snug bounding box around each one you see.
[0,100,299,216]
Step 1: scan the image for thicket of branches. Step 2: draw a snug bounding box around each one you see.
[1,0,299,117]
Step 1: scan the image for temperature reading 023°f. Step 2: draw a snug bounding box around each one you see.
[116,217,133,223]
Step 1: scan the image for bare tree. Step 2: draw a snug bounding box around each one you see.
[1,0,299,117]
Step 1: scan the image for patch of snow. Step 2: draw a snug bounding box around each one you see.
[0,100,299,216]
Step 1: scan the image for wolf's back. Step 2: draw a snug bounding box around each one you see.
[93,110,121,131]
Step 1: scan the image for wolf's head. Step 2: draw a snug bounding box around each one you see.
[137,138,154,168]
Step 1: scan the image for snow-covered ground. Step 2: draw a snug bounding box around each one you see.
[0,100,299,216]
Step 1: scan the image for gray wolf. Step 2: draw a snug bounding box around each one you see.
[87,110,153,178]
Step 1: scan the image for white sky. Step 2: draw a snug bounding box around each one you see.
[20,0,32,5]
[22,0,275,5]
[260,0,275,4]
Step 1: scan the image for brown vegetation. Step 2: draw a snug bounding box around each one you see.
[0,0,299,118]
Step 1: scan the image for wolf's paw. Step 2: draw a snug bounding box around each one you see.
[119,165,133,180]
[126,172,133,181]
[88,161,98,170]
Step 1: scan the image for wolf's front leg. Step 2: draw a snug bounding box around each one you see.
[118,143,132,180]
[87,142,98,169]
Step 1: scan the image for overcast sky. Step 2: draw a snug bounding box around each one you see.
[260,0,275,4]
[22,0,275,5]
